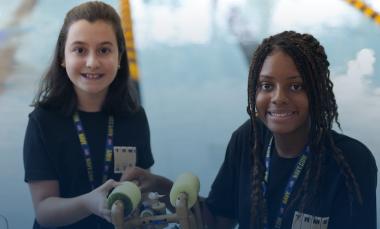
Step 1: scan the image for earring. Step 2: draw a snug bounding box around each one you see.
[118,64,121,69]
[247,104,259,117]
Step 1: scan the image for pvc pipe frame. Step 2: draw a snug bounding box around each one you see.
[111,192,204,229]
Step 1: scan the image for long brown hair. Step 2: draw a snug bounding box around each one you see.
[33,1,139,116]
[247,31,362,228]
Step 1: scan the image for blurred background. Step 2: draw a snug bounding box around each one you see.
[0,0,379,228]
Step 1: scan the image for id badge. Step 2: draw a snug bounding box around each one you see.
[292,211,329,229]
[114,146,137,173]
[291,211,303,229]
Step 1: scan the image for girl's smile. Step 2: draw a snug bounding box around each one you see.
[80,73,104,79]
[256,50,309,137]
[62,19,120,111]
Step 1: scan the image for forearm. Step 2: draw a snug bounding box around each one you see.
[35,193,92,227]
[153,175,174,211]
[155,175,173,196]
[120,168,174,211]
[200,198,237,229]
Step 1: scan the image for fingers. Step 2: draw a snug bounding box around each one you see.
[98,194,112,222]
[103,179,120,189]
[139,182,150,193]
[119,167,156,193]
[120,167,137,181]
[99,208,112,223]
[120,166,145,182]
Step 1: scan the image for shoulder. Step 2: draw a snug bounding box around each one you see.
[29,106,69,124]
[131,106,148,120]
[232,119,251,137]
[28,107,72,140]
[115,106,150,134]
[24,107,73,156]
[230,119,269,145]
[117,106,147,120]
[331,130,377,174]
[225,119,269,162]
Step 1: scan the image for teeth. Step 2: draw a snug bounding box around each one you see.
[83,74,101,79]
[269,112,293,117]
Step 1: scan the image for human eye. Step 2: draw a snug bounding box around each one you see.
[290,83,303,91]
[258,82,273,91]
[72,47,86,55]
[98,47,111,55]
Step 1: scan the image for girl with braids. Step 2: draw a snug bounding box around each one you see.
[121,31,377,229]
[205,30,377,228]
[23,2,154,228]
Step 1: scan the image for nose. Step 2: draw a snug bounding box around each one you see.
[271,86,288,104]
[86,52,100,69]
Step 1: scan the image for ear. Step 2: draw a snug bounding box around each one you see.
[61,60,66,68]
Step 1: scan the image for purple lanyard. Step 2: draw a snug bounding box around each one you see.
[262,137,309,229]
[73,112,114,190]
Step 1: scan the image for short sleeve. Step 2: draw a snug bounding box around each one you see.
[206,131,239,219]
[136,107,154,169]
[23,114,58,182]
[331,135,378,229]
[351,144,377,229]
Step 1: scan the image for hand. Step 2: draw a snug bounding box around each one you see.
[120,167,158,193]
[84,179,120,223]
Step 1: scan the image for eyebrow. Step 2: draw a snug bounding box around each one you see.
[69,41,115,46]
[259,75,302,80]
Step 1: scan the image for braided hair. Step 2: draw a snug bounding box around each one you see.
[247,31,362,228]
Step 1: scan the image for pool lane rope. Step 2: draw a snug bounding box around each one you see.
[344,0,380,25]
[119,0,140,82]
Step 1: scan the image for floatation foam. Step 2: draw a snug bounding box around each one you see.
[169,173,200,208]
[107,181,141,215]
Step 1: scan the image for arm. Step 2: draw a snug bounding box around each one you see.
[215,217,237,229]
[202,125,250,229]
[332,139,378,229]
[120,167,174,211]
[120,167,172,194]
[355,155,377,229]
[200,197,237,229]
[24,112,119,226]
[121,167,237,228]
[29,179,119,227]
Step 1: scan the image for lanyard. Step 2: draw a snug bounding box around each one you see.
[262,137,309,229]
[73,112,114,190]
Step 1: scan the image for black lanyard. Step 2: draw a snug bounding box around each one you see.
[73,112,114,190]
[263,137,309,229]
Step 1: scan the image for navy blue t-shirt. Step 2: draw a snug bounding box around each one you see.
[206,120,377,229]
[23,107,154,229]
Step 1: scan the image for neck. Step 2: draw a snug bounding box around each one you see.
[76,92,107,112]
[273,131,309,158]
